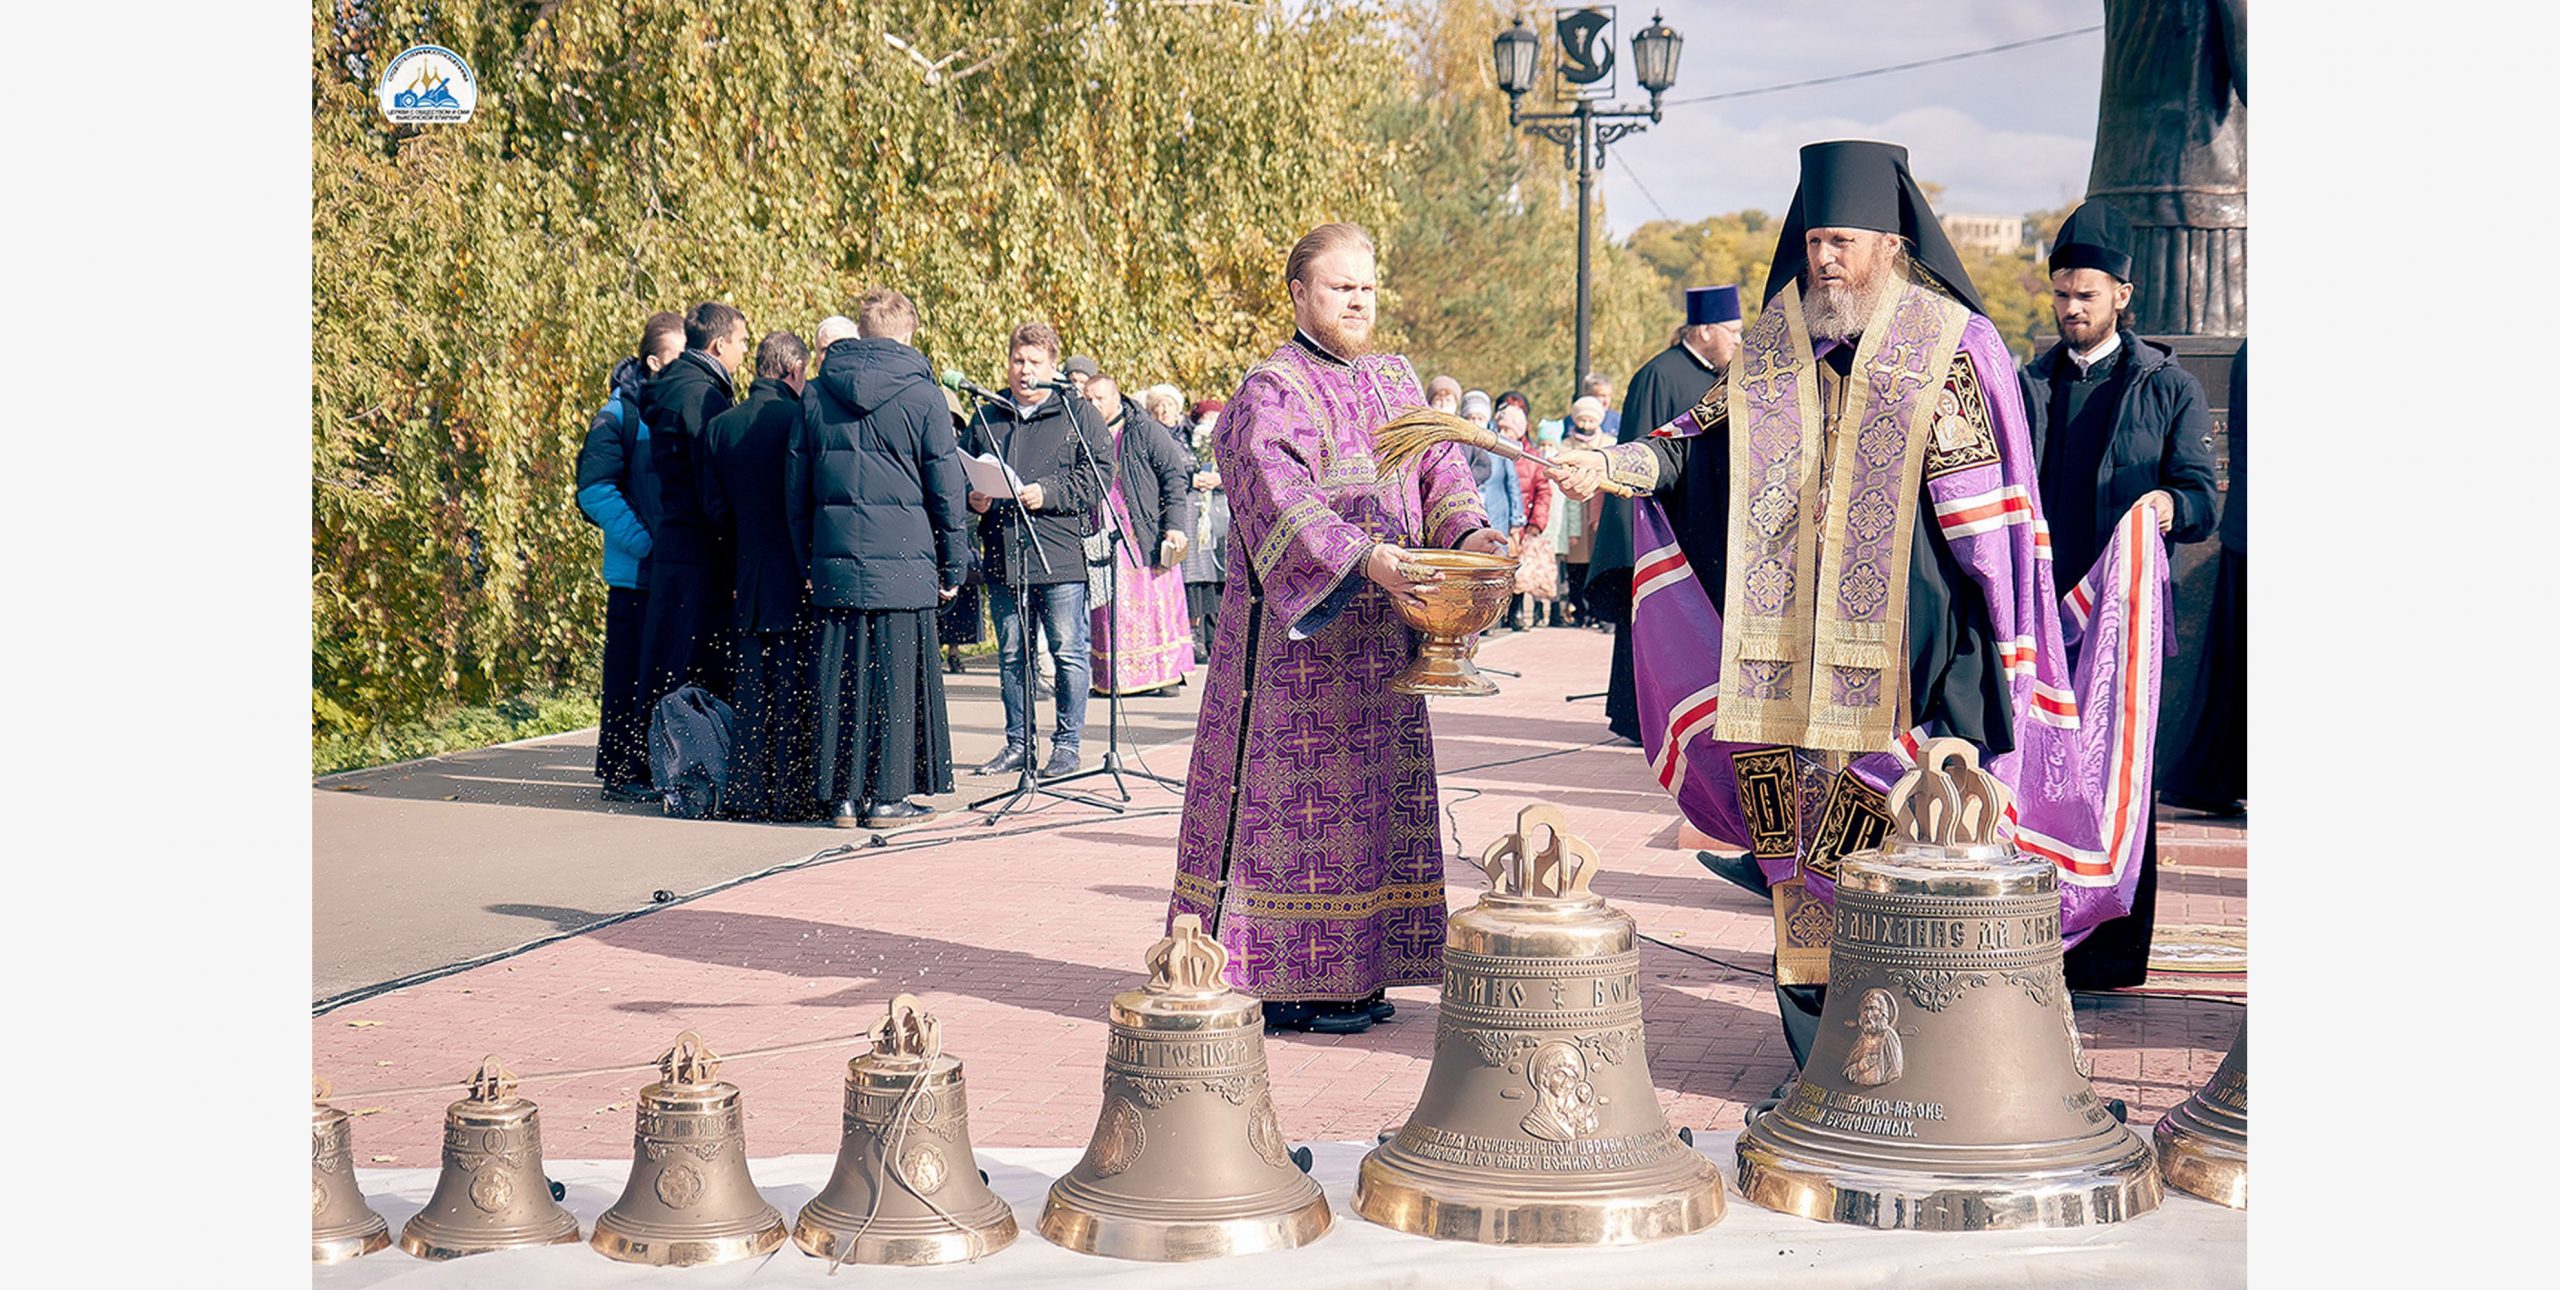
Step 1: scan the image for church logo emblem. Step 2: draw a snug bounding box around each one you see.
[378,45,477,124]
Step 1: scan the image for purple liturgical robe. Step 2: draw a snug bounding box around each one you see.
[1166,339,1488,1000]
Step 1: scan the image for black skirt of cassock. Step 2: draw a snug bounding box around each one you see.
[727,624,821,821]
[812,607,954,806]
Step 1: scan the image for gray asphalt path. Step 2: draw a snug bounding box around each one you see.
[312,665,1205,1001]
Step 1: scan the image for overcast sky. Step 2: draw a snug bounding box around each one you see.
[1547,0,2106,235]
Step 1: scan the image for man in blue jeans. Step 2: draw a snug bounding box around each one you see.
[963,322,1103,776]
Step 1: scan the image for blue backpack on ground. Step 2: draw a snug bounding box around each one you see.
[647,685,737,820]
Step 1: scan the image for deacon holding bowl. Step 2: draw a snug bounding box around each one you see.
[1164,222,1505,1036]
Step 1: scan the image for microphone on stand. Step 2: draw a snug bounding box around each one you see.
[940,369,1018,408]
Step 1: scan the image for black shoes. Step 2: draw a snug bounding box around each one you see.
[975,746,1028,776]
[601,781,657,804]
[863,800,936,830]
[1264,994,1391,1035]
[1042,745,1083,777]
[831,799,863,829]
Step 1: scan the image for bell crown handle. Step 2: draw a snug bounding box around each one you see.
[1886,737,2011,847]
[872,993,944,1061]
[659,1030,722,1087]
[465,1055,520,1103]
[1482,804,1602,897]
[1145,914,1230,995]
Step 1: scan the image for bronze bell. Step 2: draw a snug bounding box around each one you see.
[591,1030,790,1265]
[1040,915,1332,1260]
[1358,805,1727,1245]
[311,1077,391,1263]
[2154,1018,2247,1208]
[794,994,1019,1265]
[396,1056,582,1258]
[1735,738,2162,1230]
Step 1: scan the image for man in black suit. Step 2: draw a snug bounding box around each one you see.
[703,331,816,820]
[634,300,749,725]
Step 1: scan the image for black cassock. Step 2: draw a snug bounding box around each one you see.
[1588,341,1722,742]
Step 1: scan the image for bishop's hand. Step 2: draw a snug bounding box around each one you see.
[1548,447,1608,502]
[1457,528,1510,557]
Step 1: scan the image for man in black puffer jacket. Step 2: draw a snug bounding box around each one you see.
[786,289,972,829]
[635,301,749,729]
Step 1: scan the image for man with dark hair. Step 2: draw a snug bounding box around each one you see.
[964,322,1103,777]
[634,301,750,739]
[702,330,817,820]
[791,290,972,828]
[2016,198,2221,989]
[576,311,685,801]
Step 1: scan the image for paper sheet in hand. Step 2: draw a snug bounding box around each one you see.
[961,451,1025,499]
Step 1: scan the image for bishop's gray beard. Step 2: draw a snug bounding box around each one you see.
[1802,271,1893,342]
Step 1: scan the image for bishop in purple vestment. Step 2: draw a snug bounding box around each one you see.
[1165,224,1503,1034]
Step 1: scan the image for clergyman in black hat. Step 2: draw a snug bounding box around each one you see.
[1587,283,1745,743]
[2015,198,2222,989]
[1554,141,2172,1063]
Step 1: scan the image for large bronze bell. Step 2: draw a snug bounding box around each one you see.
[1040,915,1332,1260]
[312,1077,391,1263]
[1358,805,1727,1245]
[396,1057,582,1258]
[1735,739,2162,1230]
[2154,1019,2247,1208]
[794,994,1019,1265]
[591,1030,790,1265]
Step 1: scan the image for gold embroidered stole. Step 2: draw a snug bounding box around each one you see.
[1718,274,1969,752]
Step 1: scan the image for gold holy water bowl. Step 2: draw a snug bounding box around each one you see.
[1388,548,1518,697]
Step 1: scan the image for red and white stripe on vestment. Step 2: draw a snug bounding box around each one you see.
[1650,684,1721,791]
[1630,542,1692,613]
[1934,485,2036,540]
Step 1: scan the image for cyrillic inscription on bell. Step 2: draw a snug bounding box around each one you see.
[1735,739,2163,1230]
[1357,804,1727,1245]
[397,1056,582,1258]
[794,993,1020,1265]
[2154,1018,2246,1209]
[311,1077,392,1264]
[1039,915,1332,1261]
[590,1030,789,1265]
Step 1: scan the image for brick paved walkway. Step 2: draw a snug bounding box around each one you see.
[313,626,2245,1166]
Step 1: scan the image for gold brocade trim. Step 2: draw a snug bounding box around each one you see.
[1922,351,2001,480]
[1719,275,1967,752]
[1595,441,1661,492]
[1175,869,1221,909]
[1687,374,1730,432]
[1802,771,1894,882]
[1224,881,1446,921]
[1731,748,1799,861]
[1718,282,1823,745]
[1422,491,1483,545]
[1253,496,1336,579]
[1773,878,1833,987]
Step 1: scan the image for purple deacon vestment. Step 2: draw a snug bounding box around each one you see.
[1166,340,1488,1000]
[1624,302,2168,944]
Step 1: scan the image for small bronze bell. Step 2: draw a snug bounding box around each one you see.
[794,994,1019,1265]
[1040,915,1332,1260]
[1735,739,2162,1230]
[312,1077,391,1263]
[591,1031,790,1265]
[1357,805,1727,1245]
[2154,1019,2247,1208]
[396,1057,582,1258]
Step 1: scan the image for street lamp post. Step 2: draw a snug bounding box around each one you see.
[1495,9,1684,394]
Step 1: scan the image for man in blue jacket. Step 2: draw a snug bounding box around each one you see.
[2018,199,2221,990]
[575,311,684,802]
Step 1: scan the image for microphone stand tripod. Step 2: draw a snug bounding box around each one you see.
[958,389,1122,823]
[1047,411,1185,802]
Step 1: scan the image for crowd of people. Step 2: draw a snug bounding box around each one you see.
[572,292,1235,829]
[568,163,2243,1028]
